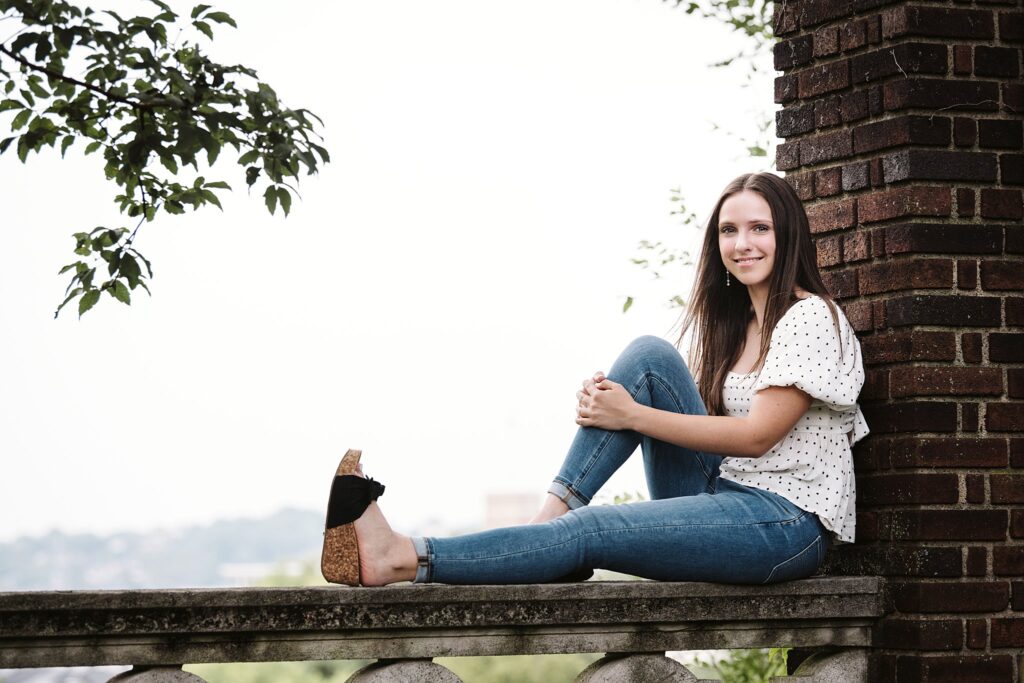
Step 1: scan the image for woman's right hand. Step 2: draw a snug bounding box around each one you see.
[576,371,607,408]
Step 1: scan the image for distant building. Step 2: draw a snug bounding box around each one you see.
[484,492,540,529]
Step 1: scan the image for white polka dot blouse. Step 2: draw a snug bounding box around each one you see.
[718,295,869,544]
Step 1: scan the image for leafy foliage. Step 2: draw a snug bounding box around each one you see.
[668,0,773,70]
[690,647,789,682]
[0,0,327,316]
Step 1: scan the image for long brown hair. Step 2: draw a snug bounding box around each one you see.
[678,172,841,416]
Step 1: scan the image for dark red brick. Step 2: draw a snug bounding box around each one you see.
[853,115,950,154]
[1004,83,1024,112]
[1010,369,1024,398]
[839,90,869,123]
[858,186,951,223]
[814,95,842,129]
[859,473,959,505]
[797,61,850,98]
[858,259,952,295]
[884,223,1002,255]
[885,79,1000,113]
[887,437,1008,468]
[967,620,987,649]
[861,401,957,433]
[979,120,1023,150]
[887,509,1007,541]
[775,74,798,104]
[886,295,1001,327]
[773,0,799,36]
[992,475,1024,504]
[980,189,1022,219]
[882,150,997,183]
[893,581,1009,612]
[889,367,1003,397]
[975,46,1021,78]
[786,171,815,201]
[989,334,1024,362]
[850,43,948,84]
[953,45,973,75]
[956,188,976,217]
[987,402,1024,431]
[1015,509,1024,538]
[812,26,839,57]
[866,14,882,43]
[883,6,996,40]
[896,655,1014,682]
[967,474,986,504]
[814,167,842,197]
[1002,154,1024,185]
[774,35,814,71]
[815,234,843,267]
[777,141,800,171]
[800,129,853,165]
[961,332,982,362]
[806,198,857,233]
[1013,438,1024,467]
[821,267,858,299]
[999,11,1024,42]
[963,402,980,432]
[994,546,1024,575]
[797,0,852,29]
[991,618,1024,647]
[776,103,816,138]
[840,20,868,51]
[862,330,956,363]
[843,231,869,263]
[981,260,1024,290]
[842,161,870,191]
[954,117,977,147]
[878,617,963,650]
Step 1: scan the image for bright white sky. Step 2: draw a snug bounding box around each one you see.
[0,0,774,541]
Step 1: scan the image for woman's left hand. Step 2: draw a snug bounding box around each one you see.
[576,378,639,431]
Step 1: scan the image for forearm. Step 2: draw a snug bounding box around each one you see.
[629,404,768,458]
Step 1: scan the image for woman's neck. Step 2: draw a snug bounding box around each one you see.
[747,284,769,330]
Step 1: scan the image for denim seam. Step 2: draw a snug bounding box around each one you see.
[630,371,717,487]
[763,534,820,584]
[436,517,820,565]
[564,429,617,504]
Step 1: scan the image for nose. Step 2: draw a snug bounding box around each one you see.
[735,228,750,252]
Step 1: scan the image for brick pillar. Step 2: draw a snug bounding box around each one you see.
[773,1,1023,681]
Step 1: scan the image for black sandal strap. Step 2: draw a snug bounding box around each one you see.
[326,475,386,529]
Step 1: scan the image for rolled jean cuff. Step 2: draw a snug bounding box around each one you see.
[411,536,432,583]
[548,480,589,510]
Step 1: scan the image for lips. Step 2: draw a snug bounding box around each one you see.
[734,257,763,265]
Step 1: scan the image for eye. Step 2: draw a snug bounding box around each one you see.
[754,224,771,232]
[719,225,736,234]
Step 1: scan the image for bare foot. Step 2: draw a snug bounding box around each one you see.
[352,502,418,586]
[350,464,418,586]
[529,493,570,524]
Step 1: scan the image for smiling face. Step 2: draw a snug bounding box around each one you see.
[718,190,777,294]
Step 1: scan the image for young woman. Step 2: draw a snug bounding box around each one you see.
[321,172,869,587]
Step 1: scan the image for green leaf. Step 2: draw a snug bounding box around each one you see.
[60,135,74,158]
[27,79,48,99]
[54,287,83,319]
[191,3,213,19]
[0,137,14,155]
[193,20,213,40]
[238,149,259,165]
[263,185,277,215]
[84,141,102,155]
[622,296,634,313]
[110,280,131,304]
[204,11,237,27]
[119,254,142,288]
[0,100,24,112]
[276,187,291,216]
[78,289,100,318]
[11,110,31,131]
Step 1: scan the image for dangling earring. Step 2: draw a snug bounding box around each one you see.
[726,270,731,287]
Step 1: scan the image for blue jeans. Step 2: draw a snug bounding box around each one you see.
[412,336,830,584]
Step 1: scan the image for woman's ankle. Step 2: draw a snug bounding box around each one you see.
[529,493,570,524]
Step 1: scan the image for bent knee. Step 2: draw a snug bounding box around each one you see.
[622,335,686,369]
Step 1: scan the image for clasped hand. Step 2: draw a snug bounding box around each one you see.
[575,371,638,431]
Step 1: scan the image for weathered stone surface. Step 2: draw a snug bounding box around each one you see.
[779,648,869,682]
[575,653,703,682]
[0,578,883,668]
[107,666,207,682]
[347,659,462,683]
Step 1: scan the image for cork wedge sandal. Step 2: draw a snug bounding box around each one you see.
[320,449,386,586]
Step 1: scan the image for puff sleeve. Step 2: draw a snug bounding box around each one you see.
[752,297,869,445]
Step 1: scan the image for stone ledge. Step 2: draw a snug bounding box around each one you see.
[0,576,884,668]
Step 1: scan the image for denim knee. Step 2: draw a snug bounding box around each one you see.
[616,336,685,375]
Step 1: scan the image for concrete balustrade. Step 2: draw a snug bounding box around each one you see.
[0,576,881,682]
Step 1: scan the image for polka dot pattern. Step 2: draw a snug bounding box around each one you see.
[718,295,868,544]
